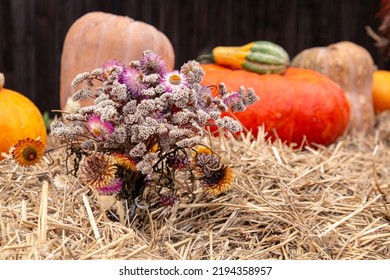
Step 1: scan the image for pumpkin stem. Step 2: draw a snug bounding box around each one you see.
[196,53,214,63]
[0,72,4,90]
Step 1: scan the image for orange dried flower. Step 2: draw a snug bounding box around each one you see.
[12,138,45,167]
[204,165,234,196]
[111,153,137,171]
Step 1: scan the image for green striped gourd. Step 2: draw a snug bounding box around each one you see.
[198,41,290,74]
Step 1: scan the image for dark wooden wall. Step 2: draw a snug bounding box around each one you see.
[0,0,387,115]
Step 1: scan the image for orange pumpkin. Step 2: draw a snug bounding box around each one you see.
[201,64,350,146]
[0,73,47,159]
[60,11,175,109]
[372,70,390,113]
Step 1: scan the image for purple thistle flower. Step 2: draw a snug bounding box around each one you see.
[140,51,168,75]
[160,71,189,93]
[86,115,115,139]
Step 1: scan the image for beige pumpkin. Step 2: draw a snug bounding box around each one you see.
[60,11,175,109]
[291,41,375,134]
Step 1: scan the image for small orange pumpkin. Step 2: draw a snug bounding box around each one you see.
[201,64,350,146]
[372,70,390,113]
[0,73,47,159]
[60,11,175,109]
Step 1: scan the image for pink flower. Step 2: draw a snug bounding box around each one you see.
[121,67,147,97]
[86,115,114,139]
[222,91,241,107]
[160,71,189,92]
[97,178,123,195]
[102,60,125,80]
[140,52,168,75]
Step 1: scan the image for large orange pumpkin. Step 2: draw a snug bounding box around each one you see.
[60,11,175,109]
[201,64,350,146]
[0,73,47,160]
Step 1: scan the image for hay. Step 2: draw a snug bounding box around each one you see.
[1,114,390,260]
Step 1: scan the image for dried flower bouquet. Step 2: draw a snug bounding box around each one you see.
[11,51,258,220]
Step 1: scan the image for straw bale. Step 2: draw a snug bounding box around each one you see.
[1,113,390,260]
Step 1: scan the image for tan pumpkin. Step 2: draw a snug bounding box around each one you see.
[60,11,175,109]
[291,41,375,134]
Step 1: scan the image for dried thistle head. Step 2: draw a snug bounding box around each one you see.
[80,153,117,190]
[202,165,234,196]
[194,151,221,173]
[192,148,234,195]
